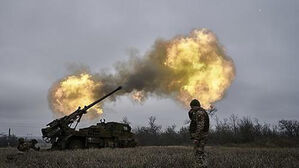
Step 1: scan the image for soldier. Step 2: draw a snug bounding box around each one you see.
[17,138,40,152]
[188,99,210,168]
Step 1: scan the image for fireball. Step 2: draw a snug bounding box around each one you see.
[49,73,103,119]
[164,29,235,108]
[131,90,145,102]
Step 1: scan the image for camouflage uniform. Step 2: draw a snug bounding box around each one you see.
[189,102,209,168]
[17,138,40,152]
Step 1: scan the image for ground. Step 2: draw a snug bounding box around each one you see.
[1,146,298,168]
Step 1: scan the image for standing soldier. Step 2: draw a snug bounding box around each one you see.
[188,99,210,168]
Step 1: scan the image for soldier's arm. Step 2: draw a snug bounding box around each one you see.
[194,111,205,139]
[188,109,193,120]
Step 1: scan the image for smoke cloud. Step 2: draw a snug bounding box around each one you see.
[49,29,235,118]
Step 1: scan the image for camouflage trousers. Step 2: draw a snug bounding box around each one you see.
[193,136,208,168]
[17,143,40,152]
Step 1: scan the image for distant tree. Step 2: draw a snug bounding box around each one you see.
[238,117,255,142]
[122,117,131,125]
[0,134,18,147]
[160,125,177,145]
[279,120,299,137]
[148,116,161,135]
[229,114,238,136]
[133,116,162,146]
[165,124,176,135]
[178,126,191,143]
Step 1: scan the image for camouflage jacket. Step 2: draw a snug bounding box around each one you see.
[17,142,31,152]
[17,140,40,152]
[188,106,209,140]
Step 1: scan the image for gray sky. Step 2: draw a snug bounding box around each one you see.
[0,0,298,136]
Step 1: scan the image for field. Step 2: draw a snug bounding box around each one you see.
[1,146,298,168]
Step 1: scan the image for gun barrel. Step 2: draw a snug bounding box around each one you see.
[86,86,122,110]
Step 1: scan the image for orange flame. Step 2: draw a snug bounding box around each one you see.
[49,73,103,118]
[165,29,235,108]
[131,90,145,102]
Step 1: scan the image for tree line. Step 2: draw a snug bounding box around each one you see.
[131,115,299,147]
[1,115,298,147]
[0,134,18,147]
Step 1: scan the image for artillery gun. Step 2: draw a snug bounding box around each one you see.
[41,86,136,149]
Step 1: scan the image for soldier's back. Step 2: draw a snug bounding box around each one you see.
[17,142,30,152]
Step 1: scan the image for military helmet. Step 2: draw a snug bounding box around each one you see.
[190,99,201,107]
[31,139,38,144]
[18,137,25,143]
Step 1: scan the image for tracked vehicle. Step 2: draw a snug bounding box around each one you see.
[41,86,136,149]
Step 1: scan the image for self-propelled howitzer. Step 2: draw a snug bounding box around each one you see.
[42,86,136,150]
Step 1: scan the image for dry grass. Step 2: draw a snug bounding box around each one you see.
[1,146,298,168]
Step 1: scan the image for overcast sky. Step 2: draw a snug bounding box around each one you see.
[0,0,298,136]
